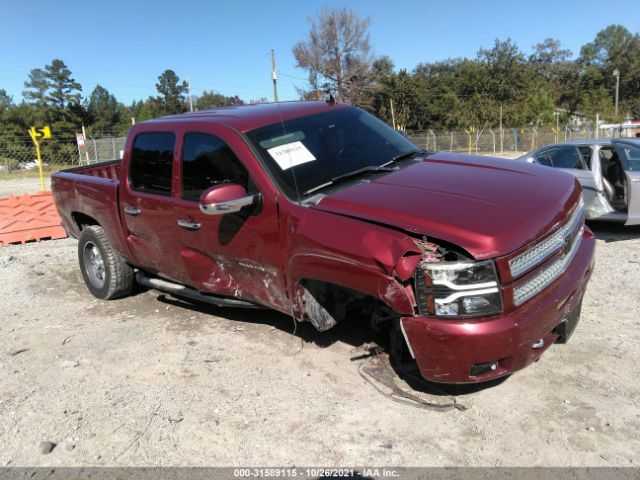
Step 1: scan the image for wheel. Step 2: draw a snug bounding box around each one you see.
[77,225,133,299]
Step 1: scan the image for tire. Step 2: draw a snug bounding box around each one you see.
[78,225,133,300]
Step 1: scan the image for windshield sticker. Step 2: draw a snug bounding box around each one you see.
[267,141,316,170]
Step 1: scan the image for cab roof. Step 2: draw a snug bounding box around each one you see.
[141,100,351,133]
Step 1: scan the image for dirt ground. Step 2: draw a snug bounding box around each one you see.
[1,177,639,467]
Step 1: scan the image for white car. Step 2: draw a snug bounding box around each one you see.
[518,139,640,225]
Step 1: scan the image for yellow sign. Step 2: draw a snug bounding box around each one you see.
[29,125,51,140]
[28,125,52,191]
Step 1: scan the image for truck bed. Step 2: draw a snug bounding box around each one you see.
[57,160,121,180]
[51,160,130,256]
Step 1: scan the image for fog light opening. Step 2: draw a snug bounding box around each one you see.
[470,360,499,377]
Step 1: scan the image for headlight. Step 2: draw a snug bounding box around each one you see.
[415,260,503,317]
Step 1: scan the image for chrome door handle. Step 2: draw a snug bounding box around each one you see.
[124,206,141,216]
[177,218,201,230]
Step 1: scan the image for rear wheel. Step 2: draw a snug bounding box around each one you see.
[78,225,133,299]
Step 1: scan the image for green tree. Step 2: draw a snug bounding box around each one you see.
[0,89,13,112]
[196,90,244,110]
[44,59,82,110]
[155,69,188,115]
[23,68,49,107]
[86,85,121,134]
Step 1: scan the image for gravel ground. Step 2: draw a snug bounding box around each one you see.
[0,177,51,197]
[0,222,639,467]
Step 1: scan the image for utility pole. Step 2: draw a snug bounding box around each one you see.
[389,98,396,130]
[271,50,279,103]
[186,80,194,112]
[613,69,620,117]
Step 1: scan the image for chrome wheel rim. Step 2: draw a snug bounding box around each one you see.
[83,241,106,288]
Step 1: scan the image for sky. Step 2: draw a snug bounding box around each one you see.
[1,0,639,105]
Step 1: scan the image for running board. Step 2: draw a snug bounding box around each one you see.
[135,272,264,309]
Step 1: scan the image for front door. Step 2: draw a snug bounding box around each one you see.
[172,129,289,311]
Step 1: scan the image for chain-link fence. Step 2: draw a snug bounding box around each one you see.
[0,135,126,175]
[1,124,637,176]
[406,125,637,158]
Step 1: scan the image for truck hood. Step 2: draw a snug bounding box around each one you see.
[310,153,581,260]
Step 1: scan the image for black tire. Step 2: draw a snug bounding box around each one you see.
[78,225,133,299]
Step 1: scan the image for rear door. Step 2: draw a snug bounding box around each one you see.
[546,145,596,189]
[613,140,640,225]
[119,131,185,280]
[172,127,288,310]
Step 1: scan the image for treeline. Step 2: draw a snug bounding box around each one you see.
[367,27,640,131]
[292,10,640,131]
[0,63,246,142]
[0,64,249,168]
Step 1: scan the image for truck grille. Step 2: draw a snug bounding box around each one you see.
[511,200,585,306]
[508,201,584,278]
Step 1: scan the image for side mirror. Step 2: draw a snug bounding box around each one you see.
[199,183,258,215]
[526,157,535,164]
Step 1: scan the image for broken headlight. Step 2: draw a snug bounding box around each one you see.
[415,260,502,317]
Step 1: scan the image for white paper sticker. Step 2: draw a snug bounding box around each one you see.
[267,141,316,170]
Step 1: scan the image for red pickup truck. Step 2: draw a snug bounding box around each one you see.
[52,101,595,384]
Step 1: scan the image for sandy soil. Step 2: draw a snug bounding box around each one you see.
[0,221,639,467]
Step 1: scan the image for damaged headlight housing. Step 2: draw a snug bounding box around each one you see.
[415,260,502,317]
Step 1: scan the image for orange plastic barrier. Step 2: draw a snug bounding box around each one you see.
[0,191,67,246]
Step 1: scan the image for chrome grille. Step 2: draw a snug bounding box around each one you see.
[513,226,583,306]
[509,200,584,278]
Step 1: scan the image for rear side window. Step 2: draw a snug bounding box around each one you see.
[181,133,248,201]
[534,150,552,167]
[130,132,176,195]
[547,146,586,169]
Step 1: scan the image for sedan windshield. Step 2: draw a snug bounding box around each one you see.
[245,106,421,199]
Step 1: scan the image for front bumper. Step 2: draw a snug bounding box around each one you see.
[401,227,596,384]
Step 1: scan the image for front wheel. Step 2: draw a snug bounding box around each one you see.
[78,225,133,299]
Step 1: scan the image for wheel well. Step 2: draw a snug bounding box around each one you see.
[72,212,100,230]
[298,279,398,331]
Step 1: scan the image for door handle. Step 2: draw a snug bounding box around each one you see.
[177,218,201,230]
[124,206,141,216]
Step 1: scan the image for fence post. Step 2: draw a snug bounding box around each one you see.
[489,130,496,155]
[531,127,537,151]
[91,137,98,163]
[428,129,436,151]
[450,131,453,152]
[111,136,117,160]
[512,128,518,152]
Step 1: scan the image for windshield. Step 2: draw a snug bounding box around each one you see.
[615,141,640,172]
[245,106,420,199]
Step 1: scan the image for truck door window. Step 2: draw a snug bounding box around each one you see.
[181,133,248,201]
[129,132,175,195]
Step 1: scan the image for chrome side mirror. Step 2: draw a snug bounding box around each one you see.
[526,157,535,164]
[199,183,258,215]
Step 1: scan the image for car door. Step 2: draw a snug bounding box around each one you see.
[546,145,596,189]
[613,140,640,225]
[119,131,185,281]
[171,128,289,310]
